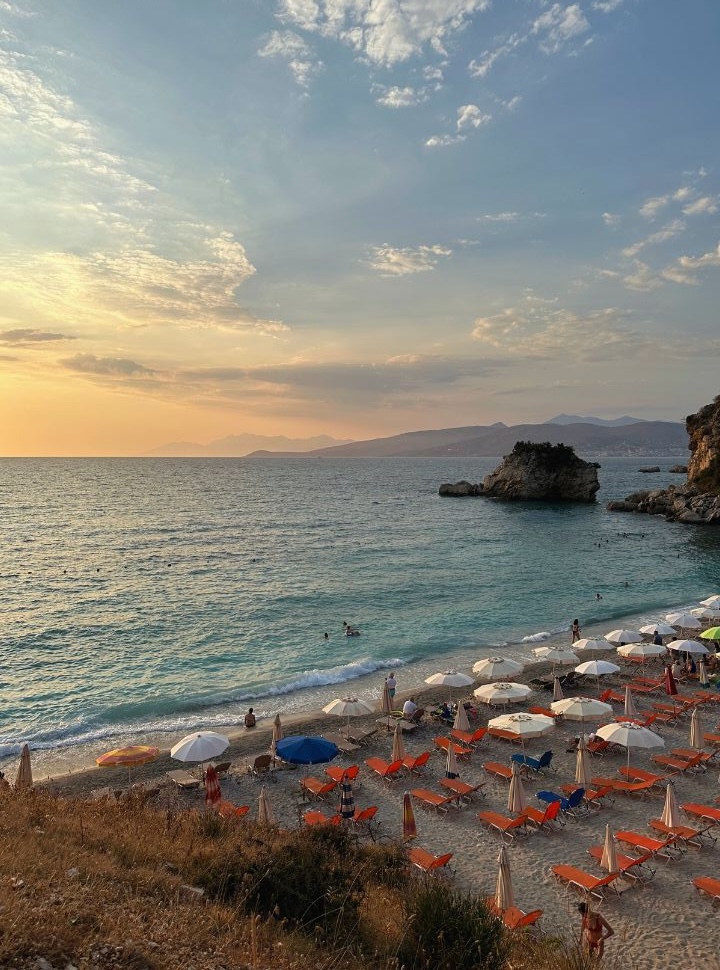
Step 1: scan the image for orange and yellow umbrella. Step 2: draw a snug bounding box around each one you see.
[96,745,159,783]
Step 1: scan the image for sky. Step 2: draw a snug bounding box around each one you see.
[1,0,719,455]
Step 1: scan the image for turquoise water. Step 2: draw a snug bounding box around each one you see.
[1,457,718,775]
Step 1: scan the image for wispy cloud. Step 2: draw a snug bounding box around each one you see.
[602,212,621,227]
[257,30,322,88]
[532,4,590,55]
[639,184,694,219]
[374,84,427,108]
[682,195,719,216]
[661,243,720,286]
[368,244,452,276]
[426,103,491,146]
[61,353,156,377]
[0,328,75,345]
[622,218,686,258]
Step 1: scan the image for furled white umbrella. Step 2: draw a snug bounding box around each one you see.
[660,781,681,828]
[699,660,710,687]
[494,844,515,912]
[605,629,643,645]
[271,713,284,760]
[474,682,532,706]
[381,680,393,716]
[600,823,618,872]
[323,696,375,737]
[667,638,709,655]
[666,611,701,633]
[257,786,276,825]
[473,657,524,681]
[453,702,471,732]
[551,697,613,722]
[15,743,33,790]
[507,761,528,815]
[446,743,459,779]
[425,670,474,704]
[623,686,638,720]
[575,735,592,788]
[700,595,720,609]
[575,659,621,691]
[617,642,666,660]
[640,622,677,637]
[171,731,229,766]
[575,637,614,652]
[489,712,554,753]
[392,721,406,762]
[553,677,564,702]
[596,720,663,768]
[689,707,704,750]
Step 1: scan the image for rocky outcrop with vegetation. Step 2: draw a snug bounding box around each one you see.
[479,441,600,503]
[608,395,720,523]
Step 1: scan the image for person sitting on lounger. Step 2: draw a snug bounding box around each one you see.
[402,697,418,718]
[578,903,614,957]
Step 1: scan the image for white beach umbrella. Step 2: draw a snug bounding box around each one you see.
[667,638,709,655]
[453,702,471,733]
[472,657,524,681]
[446,744,459,779]
[553,677,564,702]
[691,607,720,621]
[600,824,618,873]
[551,697,613,722]
[171,731,229,765]
[507,761,528,815]
[271,714,284,760]
[617,642,666,660]
[489,712,554,752]
[639,622,677,637]
[624,686,638,720]
[392,722,406,762]
[605,629,643,645]
[495,844,515,912]
[323,696,374,736]
[381,680,393,716]
[575,736,592,788]
[533,647,579,670]
[474,682,532,706]
[595,720,663,768]
[689,707,704,750]
[425,670,474,704]
[666,612,702,632]
[574,637,614,652]
[699,660,710,687]
[575,659,621,691]
[15,743,33,790]
[700,595,720,609]
[660,781,681,828]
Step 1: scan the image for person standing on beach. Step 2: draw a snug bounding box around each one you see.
[386,672,396,700]
[571,619,581,643]
[578,903,613,956]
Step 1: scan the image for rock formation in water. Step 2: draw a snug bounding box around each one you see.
[479,441,600,503]
[608,395,720,523]
[438,480,483,497]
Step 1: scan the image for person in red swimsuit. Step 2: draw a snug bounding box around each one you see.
[578,902,614,956]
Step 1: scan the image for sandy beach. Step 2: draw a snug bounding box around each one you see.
[33,652,720,970]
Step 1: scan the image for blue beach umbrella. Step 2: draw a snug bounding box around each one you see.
[274,736,339,766]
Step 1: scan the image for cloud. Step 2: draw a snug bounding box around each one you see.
[60,353,155,376]
[622,260,662,291]
[683,195,719,216]
[592,0,624,11]
[468,34,523,78]
[639,184,694,219]
[374,84,426,108]
[257,30,322,88]
[275,0,492,68]
[456,104,491,131]
[0,328,75,345]
[622,218,686,258]
[532,4,590,55]
[425,133,461,147]
[661,242,720,286]
[602,212,621,227]
[478,212,519,223]
[368,243,452,276]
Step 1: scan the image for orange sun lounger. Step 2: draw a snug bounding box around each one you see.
[652,751,705,773]
[325,764,360,784]
[303,810,342,826]
[450,726,487,747]
[488,727,523,745]
[587,845,656,882]
[477,810,529,841]
[411,788,461,814]
[439,777,485,801]
[614,829,683,860]
[402,751,432,774]
[618,766,672,787]
[648,818,716,847]
[693,876,720,906]
[299,776,338,800]
[364,757,404,781]
[522,800,563,833]
[217,800,250,820]
[433,736,473,758]
[485,898,543,930]
[682,802,720,825]
[551,865,622,900]
[590,776,656,797]
[408,847,454,874]
[482,761,513,781]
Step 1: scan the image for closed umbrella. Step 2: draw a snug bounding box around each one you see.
[425,670,474,705]
[402,791,417,842]
[507,761,528,815]
[660,781,681,828]
[96,744,159,784]
[575,637,614,652]
[575,736,592,788]
[15,744,33,790]
[689,707,704,750]
[474,682,532,706]
[473,657,524,681]
[605,629,642,646]
[595,720,663,769]
[624,686,638,720]
[453,702,471,732]
[391,722,406,762]
[551,697,613,722]
[271,714,284,760]
[257,786,275,825]
[340,779,355,820]
[446,744,459,779]
[381,680,393,716]
[553,677,564,702]
[600,824,618,873]
[323,697,374,737]
[204,764,221,807]
[664,666,678,696]
[699,660,710,687]
[495,845,515,912]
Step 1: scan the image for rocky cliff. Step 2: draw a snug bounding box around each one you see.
[479,441,600,503]
[608,396,720,523]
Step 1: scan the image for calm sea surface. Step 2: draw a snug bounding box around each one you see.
[1,457,718,776]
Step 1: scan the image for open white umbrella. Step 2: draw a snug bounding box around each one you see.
[666,611,701,632]
[474,682,532,706]
[473,657,524,681]
[533,647,579,674]
[639,622,676,637]
[171,731,229,766]
[507,761,528,815]
[689,707,704,750]
[617,642,666,661]
[660,781,681,828]
[575,659,621,691]
[700,595,720,609]
[623,686,638,720]
[257,786,276,825]
[495,845,515,911]
[425,670,474,704]
[595,720,663,768]
[667,638,709,655]
[575,736,592,788]
[574,637,614,652]
[605,629,643,645]
[551,697,613,722]
[691,607,720,621]
[600,823,618,872]
[489,712,554,749]
[553,677,564,702]
[391,722,406,762]
[453,702,471,732]
[323,697,374,737]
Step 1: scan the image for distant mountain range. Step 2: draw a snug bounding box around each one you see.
[148,417,689,458]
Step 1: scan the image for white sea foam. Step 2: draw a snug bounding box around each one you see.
[520,631,551,643]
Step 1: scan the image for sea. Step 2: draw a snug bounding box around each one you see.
[2,456,719,778]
